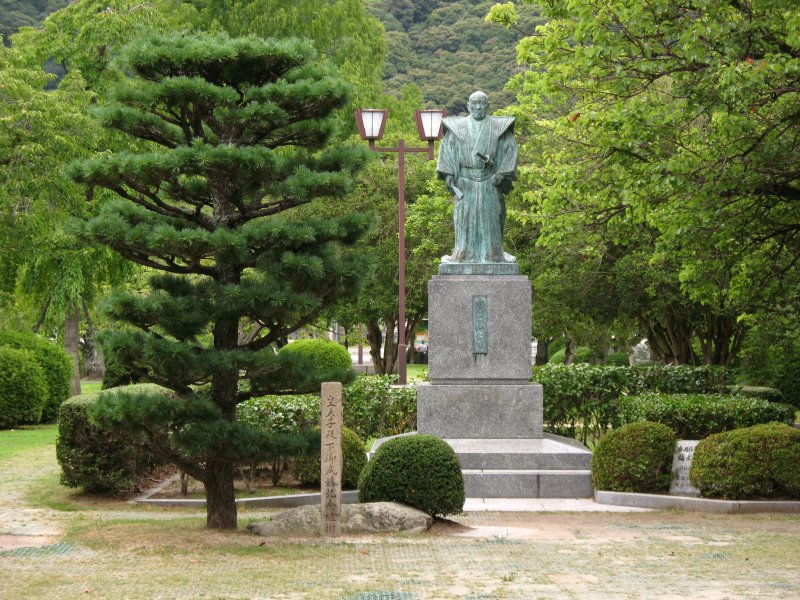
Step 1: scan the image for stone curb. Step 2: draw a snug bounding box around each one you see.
[595,490,800,514]
[137,490,360,509]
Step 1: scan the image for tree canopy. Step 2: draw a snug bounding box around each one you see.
[490,0,800,364]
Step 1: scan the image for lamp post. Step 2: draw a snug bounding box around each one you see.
[355,107,446,385]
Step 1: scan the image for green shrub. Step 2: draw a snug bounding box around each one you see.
[547,346,593,364]
[532,364,732,444]
[294,426,367,489]
[236,375,418,443]
[0,347,48,429]
[278,339,353,382]
[738,321,800,408]
[237,394,320,432]
[101,352,141,390]
[619,393,795,439]
[0,331,72,422]
[726,385,784,404]
[690,423,800,499]
[344,375,417,439]
[606,351,630,366]
[591,422,677,493]
[358,434,464,517]
[56,384,166,493]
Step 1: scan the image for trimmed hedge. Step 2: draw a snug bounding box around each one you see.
[56,384,166,493]
[726,385,784,404]
[294,426,367,489]
[358,434,465,517]
[532,364,730,444]
[0,347,48,429]
[691,423,800,499]
[236,375,418,441]
[0,330,71,422]
[343,375,417,439]
[591,422,677,493]
[619,393,795,439]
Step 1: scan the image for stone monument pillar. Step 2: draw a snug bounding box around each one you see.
[415,91,592,498]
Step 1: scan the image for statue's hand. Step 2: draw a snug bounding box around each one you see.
[492,173,505,186]
[446,175,455,189]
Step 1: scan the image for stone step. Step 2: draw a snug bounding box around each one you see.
[462,469,593,499]
[445,435,592,471]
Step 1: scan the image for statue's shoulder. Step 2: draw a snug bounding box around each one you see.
[491,116,515,136]
[442,116,469,138]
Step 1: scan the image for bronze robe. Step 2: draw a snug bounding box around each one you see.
[437,115,517,263]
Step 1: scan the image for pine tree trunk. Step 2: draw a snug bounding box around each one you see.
[204,460,237,529]
[534,338,550,366]
[64,304,82,396]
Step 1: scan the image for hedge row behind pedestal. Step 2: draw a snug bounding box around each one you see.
[619,393,795,439]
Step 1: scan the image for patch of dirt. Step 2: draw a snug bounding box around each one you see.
[0,534,60,551]
[428,517,472,536]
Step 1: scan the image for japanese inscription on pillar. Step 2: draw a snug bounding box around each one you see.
[320,382,343,537]
[473,295,488,355]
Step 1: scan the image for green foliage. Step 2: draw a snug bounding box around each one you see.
[0,0,68,46]
[0,330,72,422]
[294,426,367,489]
[691,423,800,500]
[620,394,795,440]
[371,0,544,112]
[532,364,729,444]
[236,375,418,442]
[237,394,320,433]
[101,351,141,390]
[606,351,630,366]
[343,375,417,439]
[0,347,48,429]
[499,0,800,367]
[591,422,677,493]
[726,385,785,405]
[358,434,464,517]
[56,385,165,493]
[547,348,565,364]
[738,316,800,408]
[278,339,354,385]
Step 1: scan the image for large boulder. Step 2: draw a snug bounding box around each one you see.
[247,502,432,537]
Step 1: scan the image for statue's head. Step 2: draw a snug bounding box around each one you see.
[468,91,489,121]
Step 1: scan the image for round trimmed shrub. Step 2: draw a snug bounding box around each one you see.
[0,347,48,428]
[57,385,165,493]
[0,331,71,422]
[279,339,352,381]
[591,421,677,493]
[294,426,367,489]
[358,434,465,517]
[690,423,800,499]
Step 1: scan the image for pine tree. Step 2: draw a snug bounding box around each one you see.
[71,32,373,529]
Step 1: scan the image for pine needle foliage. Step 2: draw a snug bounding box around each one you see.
[71,32,373,529]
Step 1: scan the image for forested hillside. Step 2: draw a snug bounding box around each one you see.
[0,0,68,45]
[369,0,542,113]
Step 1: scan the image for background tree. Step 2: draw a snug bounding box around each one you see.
[489,0,800,365]
[73,32,373,529]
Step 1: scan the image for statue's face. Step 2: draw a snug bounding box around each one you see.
[468,97,488,121]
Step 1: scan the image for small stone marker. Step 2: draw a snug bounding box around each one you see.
[669,440,701,497]
[320,382,343,537]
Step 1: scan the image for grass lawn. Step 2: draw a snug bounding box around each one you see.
[79,380,103,395]
[2,425,800,599]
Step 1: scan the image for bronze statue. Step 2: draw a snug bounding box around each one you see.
[437,91,518,264]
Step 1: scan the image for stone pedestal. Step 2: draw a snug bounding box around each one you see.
[414,271,592,499]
